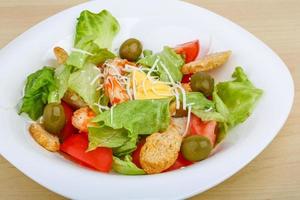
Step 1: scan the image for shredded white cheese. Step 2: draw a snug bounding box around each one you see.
[158,58,175,84]
[90,73,101,86]
[174,83,187,110]
[96,85,103,91]
[71,48,95,56]
[184,104,192,136]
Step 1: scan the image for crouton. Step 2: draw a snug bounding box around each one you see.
[53,46,68,64]
[140,118,187,174]
[29,123,60,152]
[181,50,231,74]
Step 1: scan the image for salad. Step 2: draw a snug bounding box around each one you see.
[19,10,263,175]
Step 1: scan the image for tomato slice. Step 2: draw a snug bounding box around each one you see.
[132,138,146,168]
[60,133,113,172]
[60,101,76,142]
[174,40,200,63]
[164,152,193,172]
[181,74,193,83]
[189,114,217,145]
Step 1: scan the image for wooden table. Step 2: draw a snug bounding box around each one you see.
[0,0,299,199]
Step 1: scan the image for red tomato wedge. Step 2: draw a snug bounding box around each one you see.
[132,138,146,168]
[164,152,193,172]
[174,40,200,63]
[60,101,76,142]
[181,74,193,83]
[60,133,113,172]
[189,114,217,146]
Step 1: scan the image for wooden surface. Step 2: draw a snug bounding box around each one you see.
[0,0,299,199]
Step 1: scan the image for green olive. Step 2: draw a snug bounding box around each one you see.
[190,72,214,97]
[181,135,212,162]
[43,103,66,135]
[119,38,142,61]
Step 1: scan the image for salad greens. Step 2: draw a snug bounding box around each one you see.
[112,155,145,175]
[138,46,184,82]
[92,99,171,135]
[68,64,101,111]
[88,126,128,150]
[20,67,56,120]
[113,135,138,156]
[67,10,119,68]
[183,92,226,122]
[48,65,72,103]
[214,67,263,143]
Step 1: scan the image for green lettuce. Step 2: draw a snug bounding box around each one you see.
[68,64,100,111]
[92,99,171,135]
[184,92,226,122]
[88,49,116,65]
[113,135,138,156]
[67,10,120,68]
[88,126,128,150]
[20,67,56,120]
[138,47,184,82]
[112,155,145,175]
[214,67,263,143]
[48,65,72,103]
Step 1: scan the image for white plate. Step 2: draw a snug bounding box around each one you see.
[0,0,294,199]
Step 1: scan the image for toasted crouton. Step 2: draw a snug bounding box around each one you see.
[53,46,68,64]
[181,50,231,74]
[140,119,186,174]
[29,123,60,152]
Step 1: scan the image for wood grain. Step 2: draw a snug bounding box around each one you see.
[0,0,299,199]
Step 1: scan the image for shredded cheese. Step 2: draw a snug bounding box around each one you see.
[158,58,175,84]
[184,105,192,136]
[174,83,187,110]
[71,48,94,56]
[96,85,103,91]
[90,73,101,86]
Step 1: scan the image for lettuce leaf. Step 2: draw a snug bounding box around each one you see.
[138,47,184,82]
[112,155,145,175]
[68,64,100,111]
[67,10,120,68]
[20,67,56,120]
[214,67,263,143]
[88,49,116,65]
[183,92,226,122]
[48,64,72,103]
[74,10,120,49]
[88,126,128,150]
[113,134,138,156]
[92,99,171,135]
